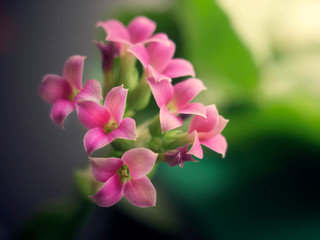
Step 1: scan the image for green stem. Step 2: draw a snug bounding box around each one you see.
[117,52,138,89]
[102,70,114,97]
[149,114,162,137]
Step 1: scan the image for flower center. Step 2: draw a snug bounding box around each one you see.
[166,101,178,113]
[104,120,118,133]
[68,88,80,101]
[117,165,131,181]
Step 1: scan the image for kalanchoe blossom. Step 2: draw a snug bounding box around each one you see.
[39,16,230,210]
[188,105,229,159]
[90,148,158,208]
[38,55,102,127]
[148,78,207,133]
[164,145,197,168]
[76,85,136,155]
[97,16,165,52]
[128,39,195,82]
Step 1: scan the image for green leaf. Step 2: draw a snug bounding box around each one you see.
[177,0,259,103]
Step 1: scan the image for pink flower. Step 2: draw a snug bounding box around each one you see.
[76,85,136,155]
[148,78,207,133]
[188,105,229,159]
[38,55,102,128]
[128,39,195,82]
[90,148,158,208]
[164,145,197,168]
[97,16,165,51]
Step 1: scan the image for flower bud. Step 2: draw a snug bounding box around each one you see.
[161,131,193,151]
[127,77,151,111]
[95,41,120,72]
[164,145,197,168]
[95,41,120,95]
[111,138,135,152]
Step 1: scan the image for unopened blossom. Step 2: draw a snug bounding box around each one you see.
[38,55,102,127]
[148,78,207,133]
[188,105,229,159]
[129,39,195,82]
[76,85,136,155]
[95,41,120,72]
[90,148,158,208]
[164,145,197,168]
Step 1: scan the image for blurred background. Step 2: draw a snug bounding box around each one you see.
[1,0,320,239]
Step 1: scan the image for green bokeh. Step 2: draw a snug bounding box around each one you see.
[105,0,320,239]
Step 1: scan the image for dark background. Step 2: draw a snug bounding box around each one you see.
[0,0,115,238]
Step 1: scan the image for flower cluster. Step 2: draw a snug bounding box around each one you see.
[38,16,228,208]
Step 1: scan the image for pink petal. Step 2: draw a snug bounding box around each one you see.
[160,105,183,133]
[50,99,76,128]
[146,33,169,43]
[127,44,149,69]
[83,127,115,156]
[201,134,228,157]
[104,85,128,124]
[76,101,110,129]
[147,77,173,107]
[199,115,229,140]
[147,39,175,72]
[90,157,124,182]
[147,65,172,82]
[127,16,156,44]
[97,20,131,45]
[108,117,137,141]
[214,116,229,135]
[121,148,157,179]
[162,58,195,79]
[188,131,203,159]
[73,79,102,103]
[145,33,169,44]
[38,74,72,104]
[63,55,86,90]
[177,102,206,118]
[90,174,125,207]
[173,78,206,109]
[124,177,156,208]
[189,105,219,134]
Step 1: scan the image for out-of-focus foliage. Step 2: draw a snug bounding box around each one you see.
[177,0,259,104]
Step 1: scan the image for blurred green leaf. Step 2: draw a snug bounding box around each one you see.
[74,168,96,197]
[177,0,259,103]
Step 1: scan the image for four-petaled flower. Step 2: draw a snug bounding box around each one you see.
[90,148,158,208]
[148,78,207,133]
[76,85,136,155]
[188,105,229,159]
[38,55,102,127]
[129,39,195,82]
[97,16,165,53]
